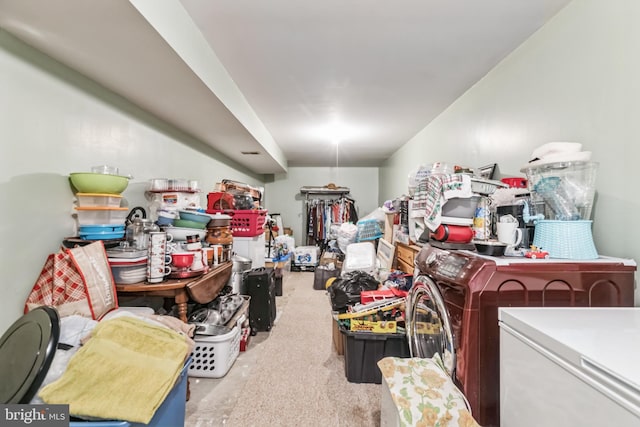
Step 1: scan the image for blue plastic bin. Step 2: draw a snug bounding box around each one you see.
[69,357,192,427]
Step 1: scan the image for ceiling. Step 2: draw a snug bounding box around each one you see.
[0,0,572,174]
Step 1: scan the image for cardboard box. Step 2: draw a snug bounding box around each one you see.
[332,320,344,355]
[319,251,338,265]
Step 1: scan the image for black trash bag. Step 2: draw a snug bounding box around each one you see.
[328,271,379,311]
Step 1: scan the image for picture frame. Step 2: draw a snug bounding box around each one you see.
[477,163,497,180]
[376,238,395,270]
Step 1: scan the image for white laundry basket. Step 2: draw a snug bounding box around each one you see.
[189,315,244,378]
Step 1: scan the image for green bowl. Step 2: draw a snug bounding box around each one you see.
[69,173,129,195]
[173,219,207,230]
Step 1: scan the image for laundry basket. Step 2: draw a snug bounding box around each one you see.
[356,219,383,242]
[532,220,598,259]
[189,316,244,378]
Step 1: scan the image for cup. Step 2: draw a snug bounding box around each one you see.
[149,231,167,248]
[147,231,172,282]
[497,222,523,247]
[171,252,195,269]
[211,244,222,266]
[201,247,213,266]
[185,242,202,251]
[147,264,172,283]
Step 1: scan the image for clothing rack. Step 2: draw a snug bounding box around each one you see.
[300,185,351,196]
[300,186,357,248]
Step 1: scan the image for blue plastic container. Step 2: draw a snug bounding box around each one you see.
[79,224,126,240]
[69,357,192,427]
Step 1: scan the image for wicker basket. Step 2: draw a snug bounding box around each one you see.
[532,220,598,259]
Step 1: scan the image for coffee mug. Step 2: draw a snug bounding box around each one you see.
[211,244,223,265]
[497,222,523,247]
[147,264,171,283]
[201,247,213,266]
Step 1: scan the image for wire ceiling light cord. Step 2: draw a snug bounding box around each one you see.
[335,140,340,184]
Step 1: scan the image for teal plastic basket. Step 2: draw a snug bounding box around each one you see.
[532,220,598,259]
[356,219,383,242]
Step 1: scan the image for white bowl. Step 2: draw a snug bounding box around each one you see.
[163,226,207,242]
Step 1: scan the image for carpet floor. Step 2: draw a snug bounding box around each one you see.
[185,270,381,427]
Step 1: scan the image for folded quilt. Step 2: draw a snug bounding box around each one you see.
[39,316,189,424]
[378,356,480,427]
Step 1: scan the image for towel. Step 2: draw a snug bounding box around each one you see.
[412,174,472,231]
[39,316,189,424]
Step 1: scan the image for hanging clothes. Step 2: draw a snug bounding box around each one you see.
[304,195,358,246]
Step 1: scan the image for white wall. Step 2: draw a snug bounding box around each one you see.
[0,31,265,332]
[264,167,379,246]
[380,0,640,305]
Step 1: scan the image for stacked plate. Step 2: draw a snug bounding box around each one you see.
[108,256,148,284]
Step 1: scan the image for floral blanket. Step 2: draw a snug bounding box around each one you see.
[378,356,480,427]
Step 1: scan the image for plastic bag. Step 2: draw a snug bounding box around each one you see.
[337,222,358,253]
[328,271,379,311]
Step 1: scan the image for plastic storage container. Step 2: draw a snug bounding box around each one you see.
[206,209,267,237]
[523,161,598,220]
[292,246,320,271]
[69,358,191,427]
[76,193,123,208]
[342,242,376,276]
[189,316,244,378]
[79,225,126,240]
[75,207,129,225]
[341,328,410,384]
[356,219,383,242]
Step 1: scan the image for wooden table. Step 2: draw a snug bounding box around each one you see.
[115,261,232,323]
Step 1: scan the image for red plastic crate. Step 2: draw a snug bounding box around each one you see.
[206,209,267,237]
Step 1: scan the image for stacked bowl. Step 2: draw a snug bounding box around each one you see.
[162,210,211,242]
[70,167,130,241]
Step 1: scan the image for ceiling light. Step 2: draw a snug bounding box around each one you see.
[303,120,369,144]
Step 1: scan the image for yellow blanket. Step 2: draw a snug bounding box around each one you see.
[39,316,189,424]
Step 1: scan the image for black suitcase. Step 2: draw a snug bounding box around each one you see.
[274,274,283,296]
[247,267,276,334]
